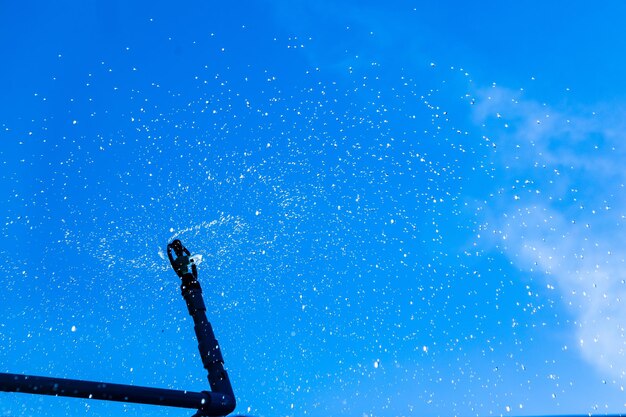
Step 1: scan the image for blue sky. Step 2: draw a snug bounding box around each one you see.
[2,2,626,417]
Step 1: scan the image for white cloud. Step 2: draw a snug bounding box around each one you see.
[473,85,626,379]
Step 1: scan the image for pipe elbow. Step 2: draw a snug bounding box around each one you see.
[196,391,236,417]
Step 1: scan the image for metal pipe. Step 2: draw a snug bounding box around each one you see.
[0,372,233,416]
[182,284,235,401]
[168,239,236,406]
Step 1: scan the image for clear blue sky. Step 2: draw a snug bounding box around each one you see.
[2,2,626,417]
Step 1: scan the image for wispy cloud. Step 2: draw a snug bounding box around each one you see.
[473,85,626,379]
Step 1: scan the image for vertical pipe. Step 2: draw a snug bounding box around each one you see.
[181,281,236,406]
[167,239,236,410]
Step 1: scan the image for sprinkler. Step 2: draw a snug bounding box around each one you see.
[0,240,236,417]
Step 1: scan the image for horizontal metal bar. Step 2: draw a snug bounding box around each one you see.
[0,372,234,416]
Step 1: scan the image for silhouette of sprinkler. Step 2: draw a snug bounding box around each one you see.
[0,240,236,417]
[167,239,235,405]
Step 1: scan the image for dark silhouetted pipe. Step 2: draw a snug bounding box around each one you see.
[0,372,234,416]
